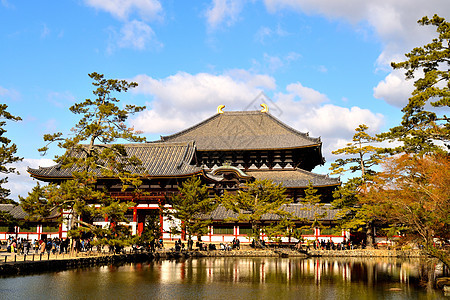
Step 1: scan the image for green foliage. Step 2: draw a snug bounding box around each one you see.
[220,179,294,246]
[0,210,20,228]
[332,177,368,230]
[264,217,294,243]
[300,181,327,228]
[380,15,450,154]
[167,176,217,239]
[301,182,321,206]
[131,214,162,248]
[330,125,382,246]
[38,72,145,178]
[21,73,145,248]
[91,223,133,251]
[0,104,22,203]
[330,124,383,179]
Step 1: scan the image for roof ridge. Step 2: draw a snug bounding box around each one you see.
[263,113,320,143]
[160,113,222,141]
[294,168,339,181]
[160,110,321,142]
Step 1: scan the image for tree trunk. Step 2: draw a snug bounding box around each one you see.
[425,243,450,270]
[251,223,264,248]
[365,221,374,248]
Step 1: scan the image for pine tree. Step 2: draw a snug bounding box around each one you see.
[167,176,217,240]
[21,72,145,249]
[0,104,22,203]
[330,124,383,179]
[300,181,326,228]
[220,179,294,247]
[330,124,383,247]
[380,15,450,154]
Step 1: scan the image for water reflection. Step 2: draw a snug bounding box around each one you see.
[0,257,447,299]
[134,257,447,288]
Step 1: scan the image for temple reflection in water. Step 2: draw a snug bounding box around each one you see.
[118,257,443,288]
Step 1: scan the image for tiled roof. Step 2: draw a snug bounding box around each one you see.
[0,204,15,214]
[160,111,321,151]
[246,169,340,188]
[28,141,202,180]
[204,204,340,222]
[0,204,60,220]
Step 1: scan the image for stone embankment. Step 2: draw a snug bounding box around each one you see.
[0,252,149,276]
[191,248,306,258]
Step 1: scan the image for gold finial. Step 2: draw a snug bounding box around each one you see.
[217,104,225,114]
[260,103,268,113]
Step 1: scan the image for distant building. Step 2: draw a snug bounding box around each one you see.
[0,204,60,241]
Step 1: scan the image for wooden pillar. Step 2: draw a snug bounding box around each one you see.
[137,222,144,236]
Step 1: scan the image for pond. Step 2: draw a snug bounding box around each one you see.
[0,257,447,299]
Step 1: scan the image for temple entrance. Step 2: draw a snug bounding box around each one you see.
[136,209,162,236]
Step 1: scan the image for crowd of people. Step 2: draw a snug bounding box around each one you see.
[5,236,71,255]
[4,235,358,255]
[3,236,105,255]
[304,239,353,251]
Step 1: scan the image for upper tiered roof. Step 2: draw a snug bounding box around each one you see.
[160,111,321,151]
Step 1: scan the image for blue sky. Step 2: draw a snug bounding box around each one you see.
[2,0,449,201]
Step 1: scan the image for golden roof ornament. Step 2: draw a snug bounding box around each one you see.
[260,103,268,113]
[217,104,225,114]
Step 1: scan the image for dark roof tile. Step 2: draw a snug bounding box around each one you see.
[0,204,60,220]
[28,141,202,180]
[247,169,340,187]
[160,111,321,151]
[203,204,340,222]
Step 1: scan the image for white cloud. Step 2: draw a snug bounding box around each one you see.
[255,24,289,43]
[263,0,450,67]
[205,0,246,29]
[47,91,76,108]
[252,52,302,73]
[130,70,276,133]
[285,82,328,105]
[263,54,284,71]
[85,0,163,52]
[261,0,450,107]
[273,85,384,160]
[84,0,162,21]
[317,65,327,73]
[41,23,50,39]
[4,158,54,202]
[373,70,414,107]
[117,20,161,50]
[0,86,20,101]
[1,0,13,8]
[255,26,273,43]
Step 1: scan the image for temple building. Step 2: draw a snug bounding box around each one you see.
[19,105,343,244]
